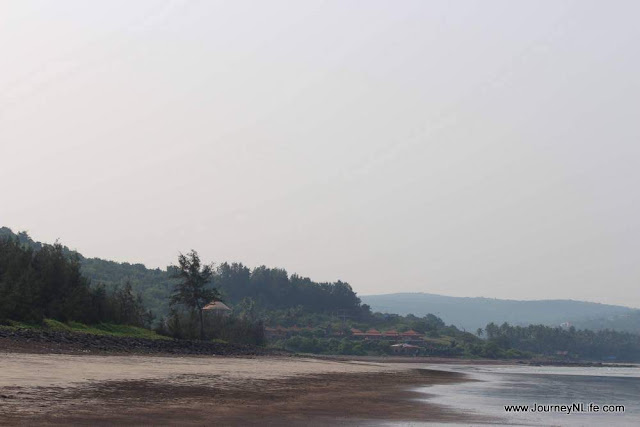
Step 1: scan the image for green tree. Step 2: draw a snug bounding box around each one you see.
[170,250,220,340]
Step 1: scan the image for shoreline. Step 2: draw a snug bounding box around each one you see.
[311,354,639,368]
[2,327,635,369]
[0,353,495,425]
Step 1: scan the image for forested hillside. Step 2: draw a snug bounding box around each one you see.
[84,260,366,319]
[80,257,174,318]
[0,228,366,319]
[3,227,639,361]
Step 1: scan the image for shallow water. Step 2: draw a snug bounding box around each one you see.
[419,364,640,426]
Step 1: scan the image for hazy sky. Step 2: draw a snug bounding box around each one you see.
[1,1,639,307]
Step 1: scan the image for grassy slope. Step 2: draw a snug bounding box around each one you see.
[1,319,170,340]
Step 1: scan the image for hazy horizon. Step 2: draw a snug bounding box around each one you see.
[2,1,639,308]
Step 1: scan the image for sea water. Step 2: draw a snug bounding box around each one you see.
[419,364,640,426]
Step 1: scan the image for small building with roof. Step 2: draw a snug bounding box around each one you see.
[391,343,422,355]
[202,300,232,316]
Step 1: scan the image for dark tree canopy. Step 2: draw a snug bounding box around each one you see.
[0,234,150,327]
[213,262,363,314]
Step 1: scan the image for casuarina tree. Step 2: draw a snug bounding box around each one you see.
[170,250,221,340]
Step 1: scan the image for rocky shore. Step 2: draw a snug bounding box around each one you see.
[0,327,280,356]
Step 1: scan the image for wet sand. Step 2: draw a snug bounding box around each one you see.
[0,353,489,425]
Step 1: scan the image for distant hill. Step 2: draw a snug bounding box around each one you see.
[572,311,640,334]
[360,293,639,333]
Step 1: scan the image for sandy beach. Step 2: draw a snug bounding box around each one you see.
[0,353,489,425]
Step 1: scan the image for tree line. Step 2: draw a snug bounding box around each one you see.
[0,229,363,345]
[1,227,366,319]
[481,322,640,361]
[2,228,638,360]
[0,237,151,327]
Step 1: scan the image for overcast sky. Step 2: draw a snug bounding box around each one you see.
[1,0,639,307]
